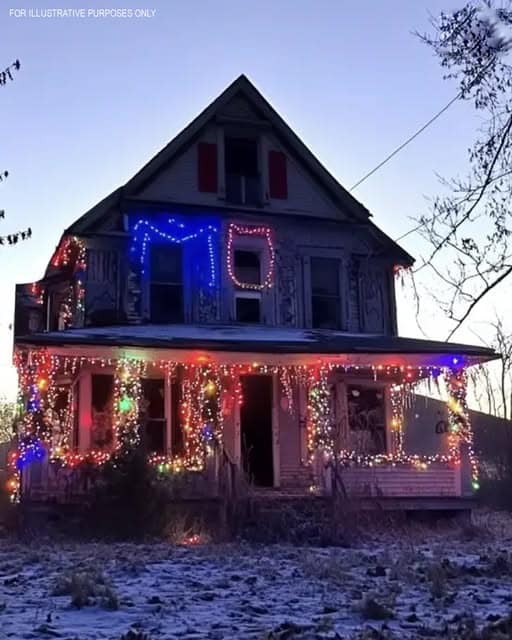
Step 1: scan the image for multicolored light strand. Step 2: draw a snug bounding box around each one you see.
[226,224,275,290]
[11,348,480,501]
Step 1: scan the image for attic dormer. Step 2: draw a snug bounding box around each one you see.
[197,126,288,207]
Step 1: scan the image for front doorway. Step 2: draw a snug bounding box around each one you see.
[240,375,274,487]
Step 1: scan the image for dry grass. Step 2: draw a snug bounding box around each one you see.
[52,569,119,610]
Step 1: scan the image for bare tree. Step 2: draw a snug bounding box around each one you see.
[469,317,512,419]
[1,59,31,246]
[415,2,512,338]
[0,398,15,443]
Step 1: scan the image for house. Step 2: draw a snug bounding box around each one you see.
[12,75,498,507]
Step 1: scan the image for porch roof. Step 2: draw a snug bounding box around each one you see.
[15,324,499,367]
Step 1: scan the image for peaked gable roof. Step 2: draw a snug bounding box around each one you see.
[65,74,414,264]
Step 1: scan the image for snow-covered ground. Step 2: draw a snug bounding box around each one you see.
[2,511,512,639]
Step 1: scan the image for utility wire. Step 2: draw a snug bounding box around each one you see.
[349,92,461,192]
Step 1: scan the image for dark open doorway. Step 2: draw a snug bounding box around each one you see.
[240,375,273,487]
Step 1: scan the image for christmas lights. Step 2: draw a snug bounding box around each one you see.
[389,384,405,455]
[112,358,145,450]
[336,449,460,469]
[446,367,479,490]
[129,217,219,286]
[226,224,275,290]
[49,236,87,328]
[307,366,334,459]
[12,348,480,502]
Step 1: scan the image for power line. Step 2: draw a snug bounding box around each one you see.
[349,92,461,192]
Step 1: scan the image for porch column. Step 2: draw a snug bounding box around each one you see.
[446,367,479,492]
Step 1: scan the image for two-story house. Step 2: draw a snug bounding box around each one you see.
[12,75,497,506]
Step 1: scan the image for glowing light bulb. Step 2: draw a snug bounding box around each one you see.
[118,395,133,413]
[205,381,216,396]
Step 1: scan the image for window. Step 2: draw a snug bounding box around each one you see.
[236,293,261,323]
[310,257,341,329]
[91,374,114,449]
[150,244,184,323]
[142,379,166,454]
[234,249,260,285]
[225,137,260,205]
[347,385,386,454]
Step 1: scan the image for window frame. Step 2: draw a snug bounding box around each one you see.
[303,252,347,330]
[227,229,275,325]
[223,133,262,206]
[339,378,392,454]
[234,248,262,286]
[147,242,186,324]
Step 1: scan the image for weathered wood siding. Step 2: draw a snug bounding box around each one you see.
[339,465,461,498]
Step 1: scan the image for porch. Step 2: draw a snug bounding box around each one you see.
[11,324,498,507]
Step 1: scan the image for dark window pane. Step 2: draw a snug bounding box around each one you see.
[235,250,260,285]
[91,374,114,449]
[226,173,243,204]
[225,138,258,176]
[225,137,260,204]
[150,244,183,283]
[312,296,339,329]
[244,176,260,205]
[236,297,261,323]
[311,257,339,296]
[150,284,184,323]
[142,379,166,455]
[92,375,114,412]
[142,379,164,419]
[347,385,386,454]
[225,174,260,205]
[146,420,165,454]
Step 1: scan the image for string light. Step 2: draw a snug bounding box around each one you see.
[11,349,480,500]
[226,224,275,290]
[49,236,87,328]
[446,367,480,490]
[130,217,219,286]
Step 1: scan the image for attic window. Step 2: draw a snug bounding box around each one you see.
[225,137,260,205]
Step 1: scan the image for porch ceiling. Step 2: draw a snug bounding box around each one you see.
[15,324,499,367]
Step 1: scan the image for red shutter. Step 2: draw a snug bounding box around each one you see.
[197,142,218,193]
[268,150,288,199]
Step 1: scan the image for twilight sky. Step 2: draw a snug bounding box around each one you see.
[0,0,496,398]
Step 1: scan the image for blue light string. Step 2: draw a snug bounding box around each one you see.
[16,437,46,470]
[130,217,219,287]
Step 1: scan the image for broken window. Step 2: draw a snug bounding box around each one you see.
[347,385,386,454]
